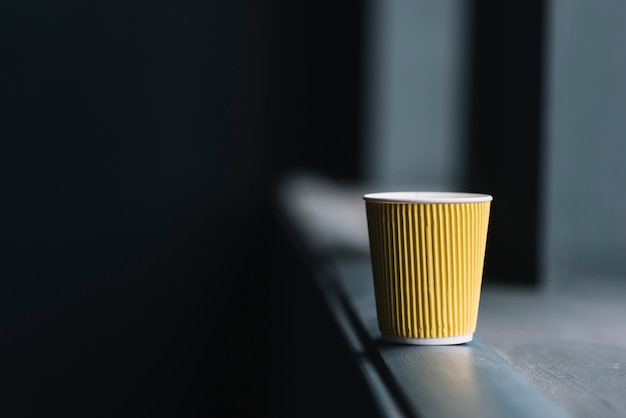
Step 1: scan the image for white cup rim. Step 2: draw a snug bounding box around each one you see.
[363,191,493,204]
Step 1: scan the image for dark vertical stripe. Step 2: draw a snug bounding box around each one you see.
[465,0,546,286]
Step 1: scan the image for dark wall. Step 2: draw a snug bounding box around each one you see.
[1,0,247,326]
[1,1,366,417]
[1,1,250,416]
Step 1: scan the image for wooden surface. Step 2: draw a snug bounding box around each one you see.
[479,282,626,418]
[327,258,571,418]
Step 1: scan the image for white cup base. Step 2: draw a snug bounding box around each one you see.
[382,333,473,346]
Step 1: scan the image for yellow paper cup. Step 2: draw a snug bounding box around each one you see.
[363,192,492,345]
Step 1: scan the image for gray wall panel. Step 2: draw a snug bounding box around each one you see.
[543,0,626,283]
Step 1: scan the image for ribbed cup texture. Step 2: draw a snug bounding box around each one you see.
[365,202,491,339]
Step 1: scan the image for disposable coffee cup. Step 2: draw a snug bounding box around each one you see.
[363,192,492,345]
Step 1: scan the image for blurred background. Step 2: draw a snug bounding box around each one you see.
[1,0,625,417]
